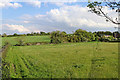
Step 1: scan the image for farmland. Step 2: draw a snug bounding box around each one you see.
[2,35,50,46]
[3,41,118,78]
[2,1,120,79]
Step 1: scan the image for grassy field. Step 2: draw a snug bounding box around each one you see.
[1,36,50,46]
[4,42,118,78]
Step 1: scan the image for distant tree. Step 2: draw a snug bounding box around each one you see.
[113,31,120,38]
[74,29,87,35]
[74,29,95,42]
[2,33,7,37]
[88,32,96,41]
[104,31,113,35]
[7,35,13,37]
[46,32,50,35]
[27,33,31,36]
[36,32,40,35]
[31,32,34,36]
[50,31,61,43]
[88,1,120,40]
[33,32,37,36]
[17,34,25,36]
[50,29,114,43]
[40,32,46,35]
[60,31,67,42]
[50,31,68,43]
[13,33,18,36]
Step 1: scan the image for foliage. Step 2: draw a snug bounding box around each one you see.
[50,31,67,43]
[87,1,120,25]
[1,29,120,46]
[50,29,117,43]
[2,32,50,37]
[113,31,120,38]
[2,33,7,37]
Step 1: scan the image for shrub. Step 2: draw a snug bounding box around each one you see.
[50,29,114,43]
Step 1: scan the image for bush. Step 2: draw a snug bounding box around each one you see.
[18,40,25,46]
[50,31,67,43]
[50,29,114,43]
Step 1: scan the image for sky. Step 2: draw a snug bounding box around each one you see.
[0,1,118,34]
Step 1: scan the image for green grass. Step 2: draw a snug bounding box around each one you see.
[4,42,118,78]
[2,35,50,46]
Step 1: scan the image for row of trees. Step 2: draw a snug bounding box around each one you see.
[93,31,120,38]
[1,32,50,37]
[1,30,119,38]
[50,29,120,43]
[93,31,113,36]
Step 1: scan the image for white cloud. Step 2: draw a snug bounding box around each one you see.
[20,14,32,20]
[50,0,77,7]
[3,24,30,33]
[50,2,65,7]
[19,5,117,33]
[23,21,30,23]
[0,2,22,8]
[3,4,118,34]
[47,5,117,28]
[33,30,41,32]
[1,0,13,2]
[0,3,5,7]
[35,14,46,18]
[28,1,41,8]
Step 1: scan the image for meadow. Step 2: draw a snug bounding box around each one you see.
[4,42,118,78]
[1,35,50,46]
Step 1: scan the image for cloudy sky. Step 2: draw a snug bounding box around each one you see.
[1,1,118,34]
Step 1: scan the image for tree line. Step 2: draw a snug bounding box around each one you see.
[1,32,50,37]
[1,29,120,44]
[50,29,120,43]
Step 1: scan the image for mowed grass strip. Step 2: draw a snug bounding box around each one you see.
[5,42,118,78]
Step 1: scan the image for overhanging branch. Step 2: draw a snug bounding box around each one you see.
[99,8,120,25]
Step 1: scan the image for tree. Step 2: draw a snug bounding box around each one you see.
[74,29,95,42]
[113,31,120,38]
[40,32,46,35]
[46,32,50,35]
[31,32,34,36]
[50,31,61,43]
[2,33,7,37]
[87,1,120,25]
[13,33,18,36]
[104,31,113,35]
[27,33,31,36]
[36,32,40,35]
